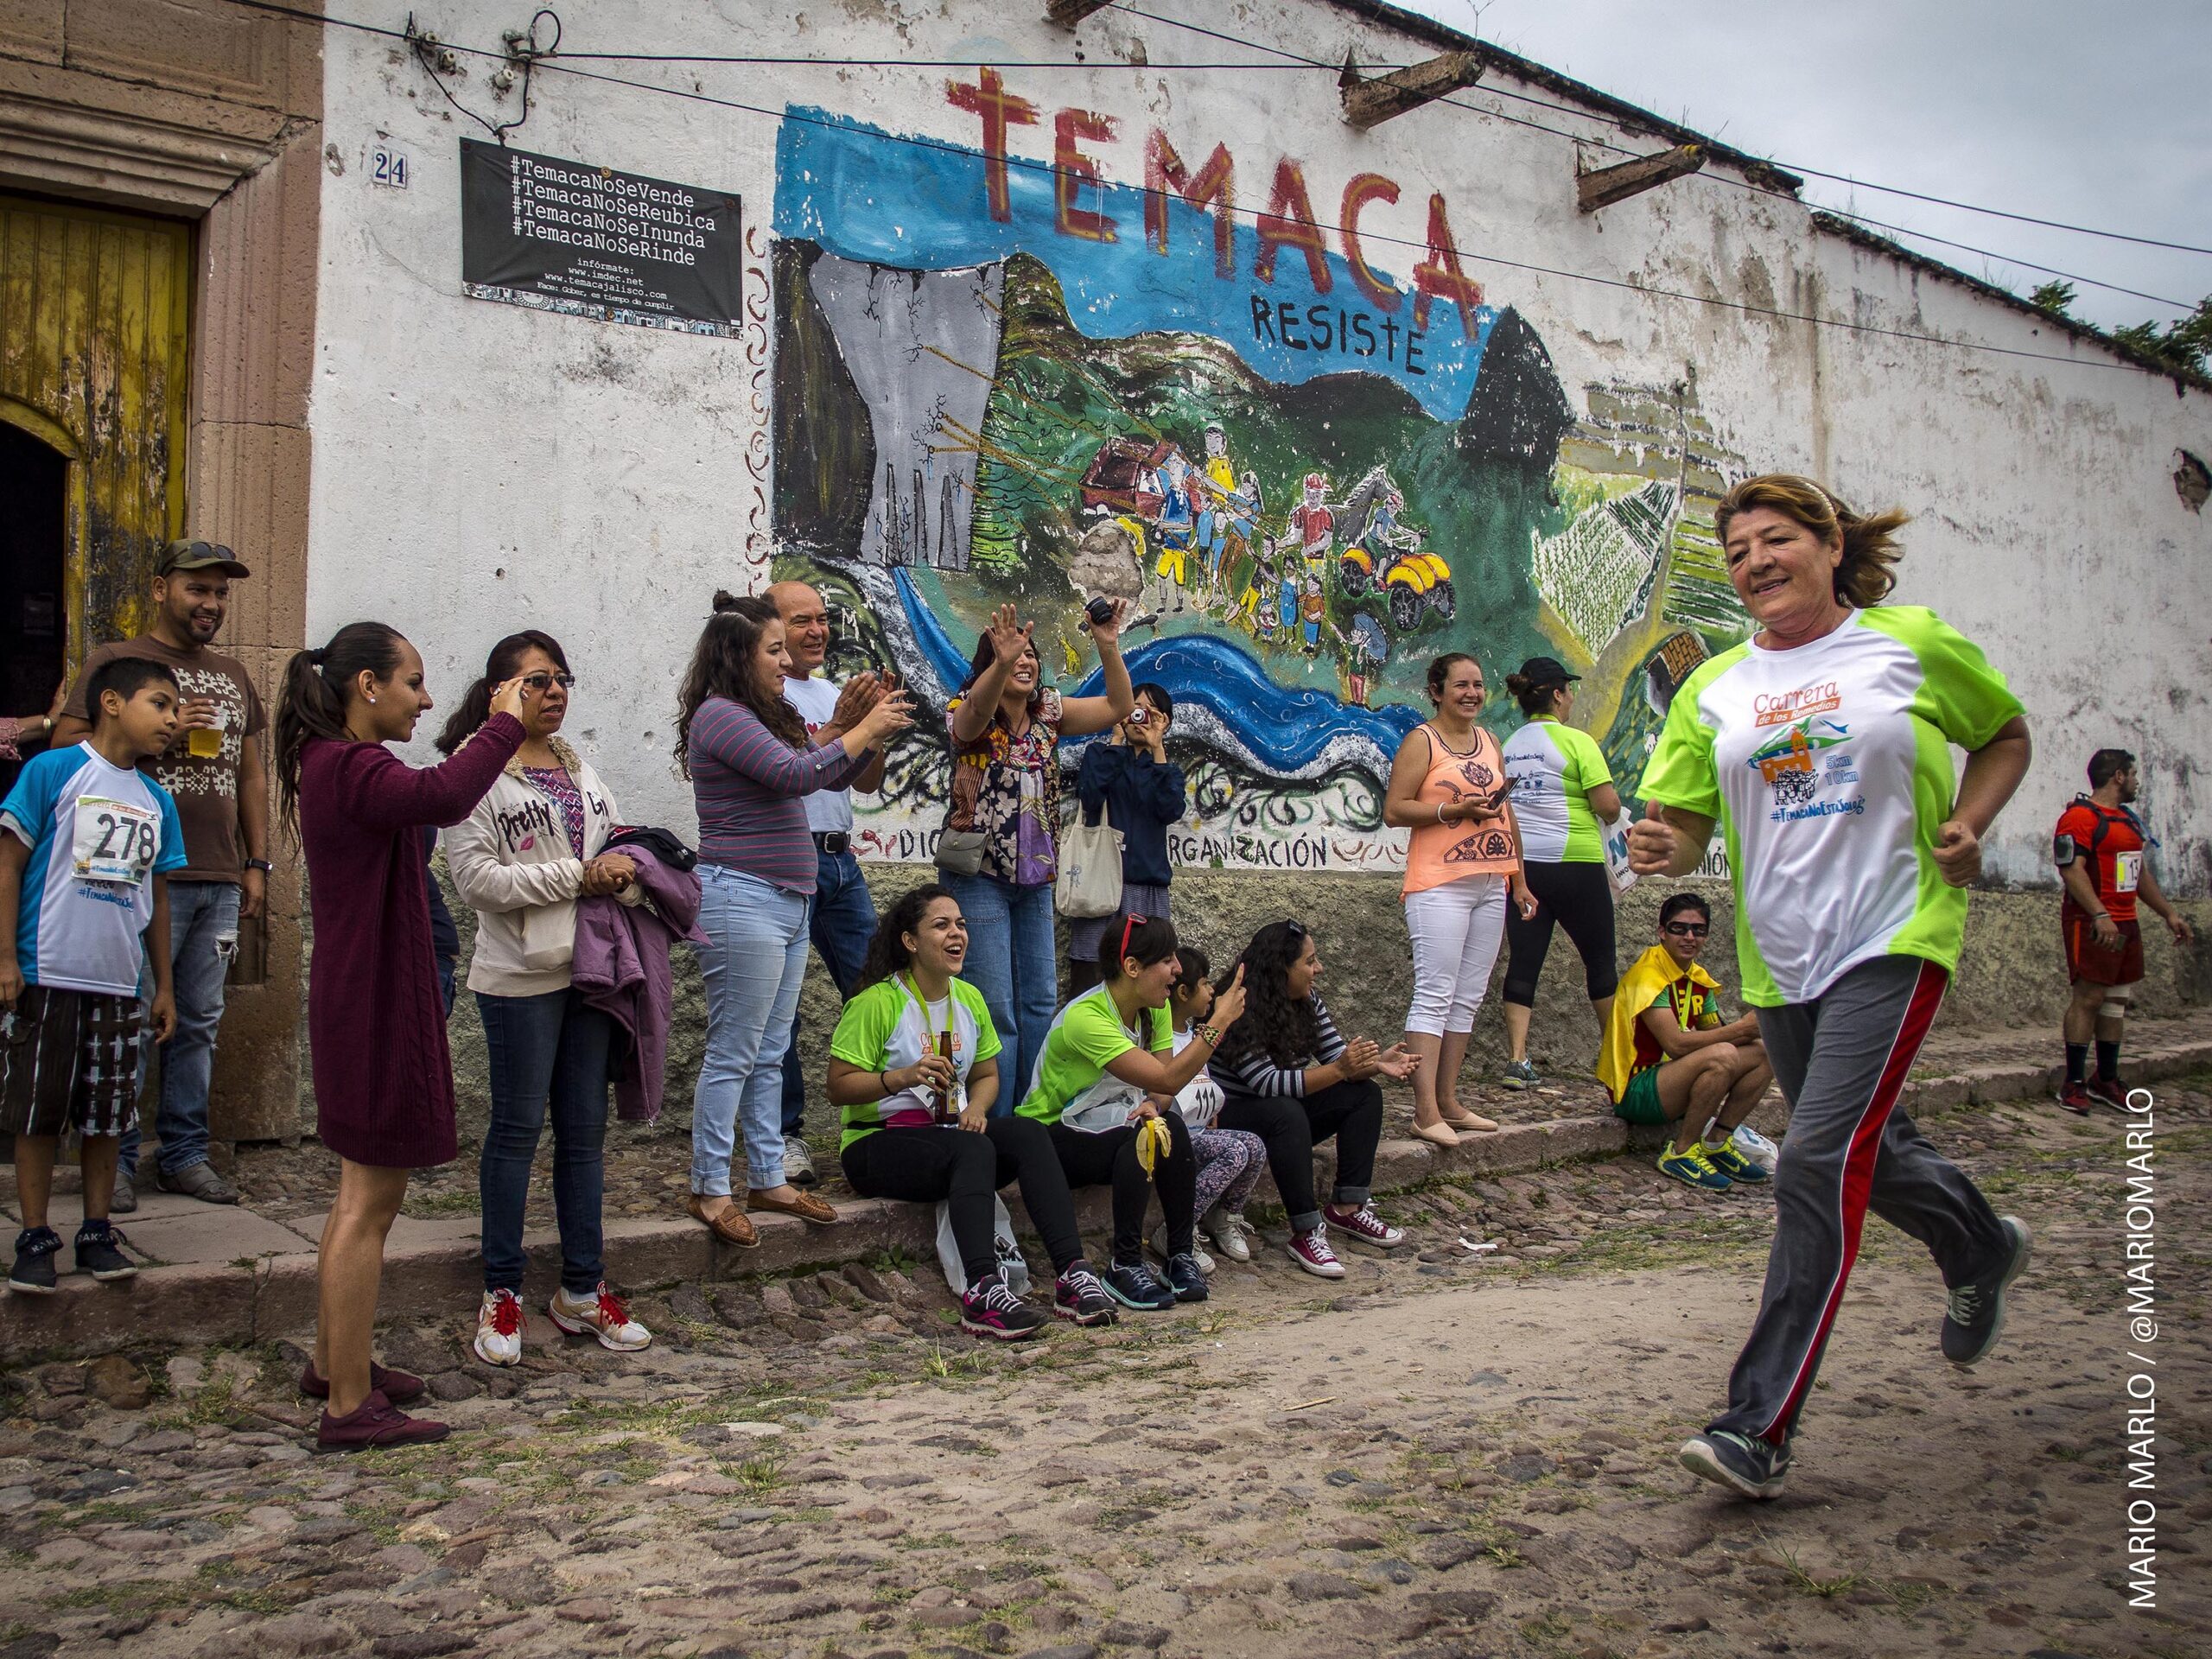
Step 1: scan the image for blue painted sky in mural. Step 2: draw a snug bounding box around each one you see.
[774,107,1498,423]
[893,569,1421,772]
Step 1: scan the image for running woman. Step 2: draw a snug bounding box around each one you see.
[1630,474,2034,1501]
[2053,748,2194,1114]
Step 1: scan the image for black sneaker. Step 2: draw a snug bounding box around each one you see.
[73,1224,138,1282]
[1942,1216,2031,1366]
[1103,1257,1176,1312]
[1678,1429,1791,1500]
[1052,1261,1117,1327]
[1165,1251,1209,1304]
[959,1270,1047,1342]
[8,1227,61,1295]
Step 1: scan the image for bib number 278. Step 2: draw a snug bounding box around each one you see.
[73,797,158,884]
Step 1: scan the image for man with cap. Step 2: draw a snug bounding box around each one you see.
[53,540,270,1208]
[1497,653,1624,1089]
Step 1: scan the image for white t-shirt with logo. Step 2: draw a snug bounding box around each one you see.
[782,673,854,835]
[1637,607,2022,1007]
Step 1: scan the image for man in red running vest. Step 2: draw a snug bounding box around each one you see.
[2054,748,2193,1113]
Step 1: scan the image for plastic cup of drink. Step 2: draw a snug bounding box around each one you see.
[188,714,224,759]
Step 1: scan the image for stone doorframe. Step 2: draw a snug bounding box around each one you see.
[0,2,323,1143]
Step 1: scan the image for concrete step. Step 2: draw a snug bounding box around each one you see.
[4,1036,2205,1365]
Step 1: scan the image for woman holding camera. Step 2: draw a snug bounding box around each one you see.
[1067,682,1187,993]
[939,601,1135,1104]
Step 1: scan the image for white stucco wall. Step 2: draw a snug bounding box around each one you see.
[308,0,2212,885]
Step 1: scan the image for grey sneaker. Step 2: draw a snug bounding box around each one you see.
[1500,1058,1542,1090]
[1151,1224,1213,1275]
[154,1161,239,1205]
[110,1174,139,1215]
[783,1138,818,1189]
[1679,1430,1791,1500]
[1942,1216,2032,1366]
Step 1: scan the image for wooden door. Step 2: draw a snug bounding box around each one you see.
[0,194,194,676]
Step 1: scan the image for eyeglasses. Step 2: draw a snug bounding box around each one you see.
[1662,922,1710,938]
[522,672,576,691]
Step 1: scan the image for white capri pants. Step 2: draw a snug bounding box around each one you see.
[1404,874,1509,1037]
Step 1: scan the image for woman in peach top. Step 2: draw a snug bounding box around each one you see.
[1383,654,1537,1144]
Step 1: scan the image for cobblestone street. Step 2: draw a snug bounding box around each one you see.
[3,1071,2204,1659]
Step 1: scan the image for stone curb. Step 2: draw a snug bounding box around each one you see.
[6,1039,2205,1365]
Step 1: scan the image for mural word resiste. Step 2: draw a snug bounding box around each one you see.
[768,69,1751,870]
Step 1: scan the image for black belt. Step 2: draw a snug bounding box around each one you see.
[813,831,852,856]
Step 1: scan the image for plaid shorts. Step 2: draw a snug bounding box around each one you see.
[0,985,144,1139]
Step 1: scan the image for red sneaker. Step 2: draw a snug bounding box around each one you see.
[1323,1202,1406,1249]
[315,1389,449,1453]
[2091,1077,2132,1113]
[298,1360,426,1407]
[1287,1226,1347,1280]
[2056,1081,2095,1116]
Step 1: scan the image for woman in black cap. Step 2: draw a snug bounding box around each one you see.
[1497,657,1624,1087]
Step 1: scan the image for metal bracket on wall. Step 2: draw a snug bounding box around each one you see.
[1577,143,1706,214]
[1338,48,1484,129]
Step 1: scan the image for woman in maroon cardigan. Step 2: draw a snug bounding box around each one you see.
[276,621,529,1451]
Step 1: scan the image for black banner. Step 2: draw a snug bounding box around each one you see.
[460,139,744,336]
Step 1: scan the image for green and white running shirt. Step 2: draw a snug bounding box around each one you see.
[1502,716,1613,863]
[829,975,1001,1153]
[1637,607,2022,1007]
[1017,985,1173,1130]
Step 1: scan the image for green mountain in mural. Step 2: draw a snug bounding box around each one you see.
[964,253,1578,715]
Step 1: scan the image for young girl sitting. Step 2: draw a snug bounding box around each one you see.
[1159,947,1270,1270]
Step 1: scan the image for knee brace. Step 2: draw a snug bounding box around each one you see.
[2099,999,2130,1022]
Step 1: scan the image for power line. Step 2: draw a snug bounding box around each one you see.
[218,0,2189,377]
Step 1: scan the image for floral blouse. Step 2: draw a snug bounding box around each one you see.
[944,688,1064,887]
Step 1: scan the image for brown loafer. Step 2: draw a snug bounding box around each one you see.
[747,1188,839,1226]
[687,1193,760,1248]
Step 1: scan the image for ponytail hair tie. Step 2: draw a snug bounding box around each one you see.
[307,648,327,666]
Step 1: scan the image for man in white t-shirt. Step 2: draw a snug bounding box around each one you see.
[771,581,891,1186]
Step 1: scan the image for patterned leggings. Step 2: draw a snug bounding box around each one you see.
[1190,1127,1269,1217]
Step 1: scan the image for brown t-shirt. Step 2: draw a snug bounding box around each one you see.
[64,636,266,883]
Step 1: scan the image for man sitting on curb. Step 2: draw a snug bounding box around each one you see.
[1597,893,1774,1192]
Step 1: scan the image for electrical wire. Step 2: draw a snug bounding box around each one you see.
[215,0,2196,376]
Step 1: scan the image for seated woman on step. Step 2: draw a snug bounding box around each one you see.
[829,885,1117,1338]
[1016,916,1247,1313]
[1210,919,1417,1281]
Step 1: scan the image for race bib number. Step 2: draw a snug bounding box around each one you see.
[72,797,158,885]
[2113,849,2142,893]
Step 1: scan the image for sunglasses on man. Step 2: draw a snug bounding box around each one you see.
[1662,922,1709,938]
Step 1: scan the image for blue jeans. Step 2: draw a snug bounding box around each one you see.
[476,988,616,1296]
[125,880,239,1179]
[779,847,880,1135]
[693,865,810,1195]
[941,872,1058,1116]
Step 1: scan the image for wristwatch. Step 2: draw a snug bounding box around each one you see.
[245,858,274,874]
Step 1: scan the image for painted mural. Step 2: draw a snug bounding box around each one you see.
[768,73,1749,869]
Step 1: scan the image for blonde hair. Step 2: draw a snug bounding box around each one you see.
[1715,474,1909,608]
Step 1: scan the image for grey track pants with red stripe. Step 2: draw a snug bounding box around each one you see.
[1712,955,2013,1447]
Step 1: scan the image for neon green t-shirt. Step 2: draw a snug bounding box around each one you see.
[1016,985,1174,1128]
[828,975,1001,1154]
[1636,607,2022,1007]
[1501,716,1613,863]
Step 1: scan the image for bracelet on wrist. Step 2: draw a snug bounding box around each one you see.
[1192,1023,1221,1047]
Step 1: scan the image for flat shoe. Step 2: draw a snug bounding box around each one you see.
[748,1189,840,1226]
[1441,1109,1500,1133]
[686,1194,760,1248]
[1411,1121,1459,1147]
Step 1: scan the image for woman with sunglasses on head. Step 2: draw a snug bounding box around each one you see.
[276,622,529,1451]
[1383,654,1538,1144]
[830,885,1118,1337]
[1630,475,2031,1503]
[439,632,651,1369]
[677,594,913,1248]
[1211,920,1416,1280]
[1017,915,1244,1310]
[940,601,1135,1105]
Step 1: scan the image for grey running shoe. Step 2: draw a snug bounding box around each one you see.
[155,1161,238,1205]
[1679,1430,1791,1500]
[1942,1216,2032,1366]
[783,1138,818,1188]
[1500,1058,1542,1089]
[110,1175,138,1215]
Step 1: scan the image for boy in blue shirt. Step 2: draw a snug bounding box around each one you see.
[3,658,186,1293]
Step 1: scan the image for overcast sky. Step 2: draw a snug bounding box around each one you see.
[1397,0,2211,334]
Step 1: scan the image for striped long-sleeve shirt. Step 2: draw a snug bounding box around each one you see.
[689,696,872,893]
[1209,994,1347,1098]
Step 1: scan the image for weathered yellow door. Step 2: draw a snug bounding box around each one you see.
[0,194,193,676]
